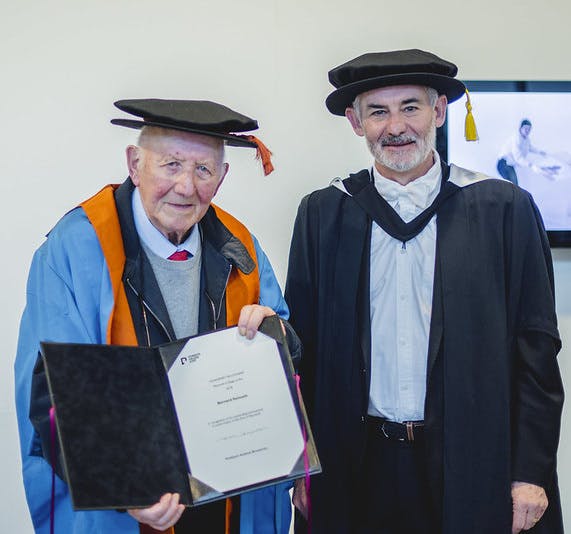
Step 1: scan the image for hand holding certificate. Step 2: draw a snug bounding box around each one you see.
[41,316,320,509]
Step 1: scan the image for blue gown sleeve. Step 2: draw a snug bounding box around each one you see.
[14,209,139,534]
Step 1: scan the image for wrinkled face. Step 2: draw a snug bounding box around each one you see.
[127,128,228,244]
[346,85,447,183]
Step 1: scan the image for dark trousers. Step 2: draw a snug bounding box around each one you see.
[497,158,518,185]
[353,422,439,534]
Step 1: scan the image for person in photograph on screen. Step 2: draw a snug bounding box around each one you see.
[285,49,564,534]
[14,99,300,534]
[497,118,558,185]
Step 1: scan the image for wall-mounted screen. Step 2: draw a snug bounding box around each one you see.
[438,81,571,247]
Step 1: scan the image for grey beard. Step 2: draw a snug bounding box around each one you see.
[369,127,436,173]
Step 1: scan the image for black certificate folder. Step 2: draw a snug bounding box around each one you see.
[40,316,320,510]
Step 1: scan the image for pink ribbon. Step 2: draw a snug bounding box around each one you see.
[295,374,312,532]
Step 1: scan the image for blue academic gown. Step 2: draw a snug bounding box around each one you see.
[15,196,292,534]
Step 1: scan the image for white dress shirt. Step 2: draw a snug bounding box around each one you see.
[368,153,441,422]
[132,188,199,258]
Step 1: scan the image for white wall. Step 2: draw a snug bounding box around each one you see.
[2,0,570,531]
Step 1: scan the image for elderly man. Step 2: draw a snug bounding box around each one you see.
[15,99,298,534]
[285,50,563,534]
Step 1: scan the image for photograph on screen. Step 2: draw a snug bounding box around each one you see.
[445,83,571,233]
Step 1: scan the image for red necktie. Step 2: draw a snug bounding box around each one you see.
[168,250,189,261]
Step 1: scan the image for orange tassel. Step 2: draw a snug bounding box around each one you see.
[244,135,274,176]
[225,498,233,534]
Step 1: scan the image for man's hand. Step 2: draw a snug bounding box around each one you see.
[237,305,277,339]
[293,478,309,520]
[128,493,185,530]
[511,482,548,533]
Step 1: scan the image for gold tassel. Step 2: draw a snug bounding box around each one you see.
[464,89,478,142]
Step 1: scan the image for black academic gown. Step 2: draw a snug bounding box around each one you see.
[285,166,564,534]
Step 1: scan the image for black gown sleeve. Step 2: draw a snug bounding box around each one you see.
[510,194,564,488]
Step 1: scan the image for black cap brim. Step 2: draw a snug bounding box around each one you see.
[110,118,257,148]
[325,72,466,115]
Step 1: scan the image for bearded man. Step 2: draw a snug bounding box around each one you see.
[285,49,563,534]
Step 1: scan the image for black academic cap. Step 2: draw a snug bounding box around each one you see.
[111,99,274,174]
[325,49,467,116]
[111,99,258,147]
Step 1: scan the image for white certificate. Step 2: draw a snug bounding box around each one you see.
[167,327,305,494]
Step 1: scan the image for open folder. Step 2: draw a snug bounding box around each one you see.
[40,316,320,510]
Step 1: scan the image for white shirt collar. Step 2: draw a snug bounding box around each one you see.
[372,150,442,212]
[132,188,199,259]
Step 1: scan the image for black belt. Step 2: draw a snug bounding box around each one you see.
[367,416,425,442]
